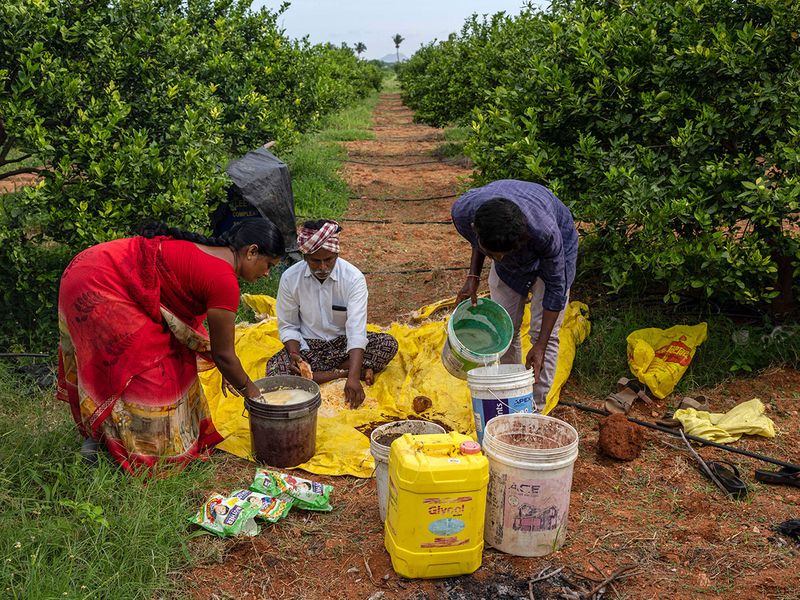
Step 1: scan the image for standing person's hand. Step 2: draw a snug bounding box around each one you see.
[455,275,480,306]
[525,341,547,383]
[344,375,366,408]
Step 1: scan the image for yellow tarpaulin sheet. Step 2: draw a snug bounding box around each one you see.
[673,398,776,444]
[200,295,590,478]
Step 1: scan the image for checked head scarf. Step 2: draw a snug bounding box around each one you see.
[297,220,341,255]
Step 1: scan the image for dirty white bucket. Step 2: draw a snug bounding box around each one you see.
[370,420,446,521]
[482,413,579,556]
[467,364,534,444]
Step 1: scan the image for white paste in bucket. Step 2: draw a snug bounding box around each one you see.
[256,388,315,406]
[482,413,579,557]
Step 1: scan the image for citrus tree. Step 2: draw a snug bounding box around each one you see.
[400,0,800,311]
[0,0,381,348]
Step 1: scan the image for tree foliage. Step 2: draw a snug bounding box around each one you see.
[399,0,800,310]
[0,0,382,349]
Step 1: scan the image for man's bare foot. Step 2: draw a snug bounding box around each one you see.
[361,367,374,386]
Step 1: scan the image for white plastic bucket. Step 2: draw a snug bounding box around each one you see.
[370,420,446,521]
[482,413,579,557]
[467,365,534,444]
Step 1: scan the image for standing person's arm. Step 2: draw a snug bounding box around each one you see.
[344,276,369,408]
[452,195,484,306]
[208,308,261,399]
[525,228,568,381]
[525,309,559,381]
[455,246,486,306]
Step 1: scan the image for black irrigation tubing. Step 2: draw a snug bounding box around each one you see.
[348,193,459,202]
[369,137,445,142]
[558,399,800,470]
[294,215,452,225]
[362,266,469,275]
[343,158,460,167]
[0,352,50,359]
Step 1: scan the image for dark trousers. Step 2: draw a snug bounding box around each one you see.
[266,333,398,376]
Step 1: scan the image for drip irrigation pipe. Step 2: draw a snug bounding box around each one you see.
[558,399,800,470]
[362,266,468,275]
[294,215,452,225]
[367,137,445,143]
[344,158,461,167]
[348,193,458,202]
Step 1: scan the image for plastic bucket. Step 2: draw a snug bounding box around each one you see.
[482,413,579,556]
[467,365,534,444]
[246,376,322,468]
[441,298,514,380]
[370,420,446,521]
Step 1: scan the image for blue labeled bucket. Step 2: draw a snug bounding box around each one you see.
[440,298,514,380]
[467,364,534,443]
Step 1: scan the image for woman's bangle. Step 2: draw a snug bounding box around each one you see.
[289,351,302,358]
[466,274,480,280]
[236,381,250,393]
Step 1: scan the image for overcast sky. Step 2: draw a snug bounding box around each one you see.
[254,1,549,61]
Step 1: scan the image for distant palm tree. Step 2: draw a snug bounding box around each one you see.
[392,34,405,63]
[355,42,367,57]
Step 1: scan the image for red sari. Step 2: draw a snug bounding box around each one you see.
[56,236,235,473]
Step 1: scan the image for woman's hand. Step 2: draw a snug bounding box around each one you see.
[221,377,243,398]
[455,275,480,306]
[345,375,366,409]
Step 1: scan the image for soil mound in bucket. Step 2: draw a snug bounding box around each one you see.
[598,413,644,461]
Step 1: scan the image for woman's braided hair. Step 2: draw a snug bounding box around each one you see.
[138,220,285,257]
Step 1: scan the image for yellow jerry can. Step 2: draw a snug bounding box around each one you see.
[384,432,489,579]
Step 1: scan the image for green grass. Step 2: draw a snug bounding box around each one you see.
[0,365,218,599]
[432,126,471,160]
[0,90,379,599]
[0,148,41,176]
[312,93,378,141]
[571,300,800,400]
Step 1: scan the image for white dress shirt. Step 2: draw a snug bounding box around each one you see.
[276,258,369,352]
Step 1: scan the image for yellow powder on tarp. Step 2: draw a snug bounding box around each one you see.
[200,295,590,478]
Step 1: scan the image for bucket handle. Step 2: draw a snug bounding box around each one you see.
[242,407,310,419]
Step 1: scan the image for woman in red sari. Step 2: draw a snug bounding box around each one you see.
[56,220,284,473]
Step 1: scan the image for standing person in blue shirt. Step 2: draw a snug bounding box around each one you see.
[451,180,578,410]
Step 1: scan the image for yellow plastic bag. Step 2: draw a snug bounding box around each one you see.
[673,398,776,443]
[626,323,707,399]
[201,297,590,477]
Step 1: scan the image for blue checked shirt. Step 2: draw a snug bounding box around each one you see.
[451,180,578,312]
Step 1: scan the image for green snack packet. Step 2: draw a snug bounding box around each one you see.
[250,469,333,512]
[190,493,261,537]
[230,489,292,523]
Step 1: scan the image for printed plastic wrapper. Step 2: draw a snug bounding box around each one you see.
[626,322,708,399]
[229,489,293,523]
[190,494,260,537]
[250,469,333,512]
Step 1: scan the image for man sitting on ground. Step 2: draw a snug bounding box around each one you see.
[267,219,398,407]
